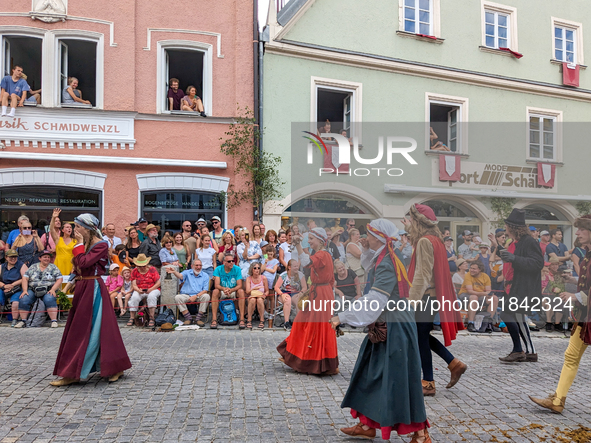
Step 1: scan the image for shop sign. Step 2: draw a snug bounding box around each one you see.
[1,194,99,208]
[142,192,222,210]
[432,160,557,192]
[0,110,134,145]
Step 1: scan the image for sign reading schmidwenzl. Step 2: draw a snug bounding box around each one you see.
[432,160,557,193]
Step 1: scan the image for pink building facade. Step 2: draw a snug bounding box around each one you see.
[0,0,254,238]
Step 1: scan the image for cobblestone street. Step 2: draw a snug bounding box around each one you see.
[0,326,589,443]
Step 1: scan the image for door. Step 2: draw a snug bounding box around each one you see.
[343,93,352,135]
[165,49,170,110]
[2,37,10,78]
[59,41,68,97]
[447,108,458,152]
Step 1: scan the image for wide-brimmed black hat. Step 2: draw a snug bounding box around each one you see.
[505,208,526,227]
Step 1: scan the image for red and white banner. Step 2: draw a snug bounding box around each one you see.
[439,155,460,181]
[537,162,555,187]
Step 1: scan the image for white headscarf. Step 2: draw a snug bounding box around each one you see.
[367,219,400,260]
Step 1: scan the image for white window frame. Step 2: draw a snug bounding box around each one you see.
[398,0,441,38]
[481,1,518,51]
[310,76,362,141]
[425,92,469,154]
[156,40,213,115]
[526,107,562,163]
[552,17,583,65]
[52,31,104,109]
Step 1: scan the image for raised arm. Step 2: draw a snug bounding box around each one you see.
[49,208,61,244]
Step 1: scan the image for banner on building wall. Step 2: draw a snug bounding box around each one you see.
[432,159,558,193]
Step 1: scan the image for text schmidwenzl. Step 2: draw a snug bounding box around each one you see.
[308,133,417,177]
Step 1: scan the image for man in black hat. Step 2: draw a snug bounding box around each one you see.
[498,209,544,362]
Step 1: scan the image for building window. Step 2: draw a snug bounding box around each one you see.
[403,0,432,35]
[484,10,509,49]
[426,93,468,154]
[527,107,562,162]
[1,35,43,104]
[554,26,576,63]
[58,39,97,107]
[551,18,583,65]
[141,191,224,234]
[158,42,213,115]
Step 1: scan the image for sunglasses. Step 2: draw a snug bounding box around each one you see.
[225,260,234,263]
[253,267,261,270]
[212,221,220,224]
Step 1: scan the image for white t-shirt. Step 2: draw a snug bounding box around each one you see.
[103,235,122,247]
[279,242,292,264]
[452,273,465,286]
[195,247,216,270]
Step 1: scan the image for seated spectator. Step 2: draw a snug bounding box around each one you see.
[139,224,162,269]
[21,73,40,104]
[1,65,29,117]
[334,259,361,302]
[245,262,268,329]
[181,85,206,117]
[111,244,131,271]
[317,119,334,141]
[237,229,262,279]
[106,263,124,310]
[477,243,492,276]
[128,254,161,328]
[444,236,457,273]
[167,78,185,111]
[211,252,245,329]
[194,234,216,279]
[62,77,91,105]
[462,261,498,332]
[0,250,27,327]
[168,259,210,326]
[429,127,450,151]
[274,259,307,330]
[15,250,62,328]
[118,266,133,316]
[452,258,468,296]
[159,234,179,267]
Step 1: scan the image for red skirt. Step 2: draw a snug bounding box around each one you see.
[277,284,338,374]
[351,410,429,440]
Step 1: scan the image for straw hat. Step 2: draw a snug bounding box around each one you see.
[132,254,151,266]
[145,224,160,232]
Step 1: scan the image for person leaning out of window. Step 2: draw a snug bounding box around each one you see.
[62,77,91,105]
[181,85,206,117]
[0,249,28,327]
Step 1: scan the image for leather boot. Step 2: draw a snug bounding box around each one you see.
[340,422,376,439]
[409,428,432,443]
[422,380,436,396]
[446,358,468,389]
[529,392,565,414]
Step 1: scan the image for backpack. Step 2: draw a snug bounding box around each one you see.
[26,298,47,328]
[218,300,238,326]
[155,308,176,326]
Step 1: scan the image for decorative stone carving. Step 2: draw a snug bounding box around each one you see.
[30,0,67,23]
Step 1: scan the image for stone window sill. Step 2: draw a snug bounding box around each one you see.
[396,31,444,44]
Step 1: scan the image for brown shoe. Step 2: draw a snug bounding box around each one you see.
[422,380,436,396]
[529,392,565,414]
[183,319,192,325]
[446,358,467,389]
[526,353,538,362]
[340,422,376,439]
[409,428,432,443]
[322,368,340,376]
[49,378,79,387]
[108,371,124,383]
[499,351,526,363]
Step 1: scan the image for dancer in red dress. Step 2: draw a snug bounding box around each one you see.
[50,213,131,386]
[277,228,339,375]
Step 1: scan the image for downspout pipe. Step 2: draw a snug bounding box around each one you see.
[254,0,265,222]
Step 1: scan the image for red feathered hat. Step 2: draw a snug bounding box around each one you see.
[409,204,438,227]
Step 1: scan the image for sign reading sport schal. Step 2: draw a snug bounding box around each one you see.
[432,160,558,192]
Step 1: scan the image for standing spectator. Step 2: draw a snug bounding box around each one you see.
[334,259,361,302]
[172,233,189,268]
[211,252,245,329]
[237,229,262,279]
[477,243,492,276]
[346,218,356,232]
[15,250,62,328]
[6,215,30,248]
[211,216,226,245]
[458,230,479,263]
[539,230,550,257]
[167,78,185,111]
[49,208,76,276]
[136,218,149,242]
[197,226,219,253]
[103,223,122,253]
[546,229,571,264]
[301,219,317,254]
[1,65,29,117]
[265,230,279,260]
[541,257,564,332]
[62,77,91,105]
[327,228,343,261]
[128,254,161,328]
[181,220,197,258]
[396,230,413,268]
[40,215,60,259]
[139,224,161,269]
[444,236,457,273]
[489,230,507,259]
[159,234,179,267]
[12,221,43,267]
[195,218,207,234]
[245,262,268,329]
[572,239,586,276]
[126,227,142,262]
[0,250,27,326]
[111,244,131,271]
[106,263,124,310]
[169,259,210,326]
[218,232,237,265]
[262,245,279,291]
[259,223,266,238]
[233,225,243,244]
[252,223,267,248]
[118,266,133,316]
[278,229,292,274]
[274,259,307,330]
[181,85,206,116]
[331,228,346,263]
[195,234,216,279]
[345,228,364,282]
[530,226,540,241]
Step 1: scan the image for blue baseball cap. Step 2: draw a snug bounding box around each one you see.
[529,226,537,231]
[495,228,505,234]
